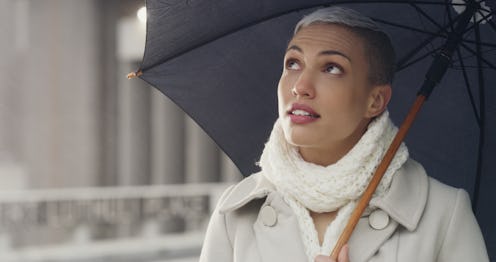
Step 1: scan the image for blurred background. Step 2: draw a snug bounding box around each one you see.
[0,0,242,261]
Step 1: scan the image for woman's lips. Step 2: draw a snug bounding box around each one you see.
[287,103,320,124]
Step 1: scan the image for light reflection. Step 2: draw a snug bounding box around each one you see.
[137,6,147,23]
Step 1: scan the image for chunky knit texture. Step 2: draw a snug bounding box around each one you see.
[258,111,409,261]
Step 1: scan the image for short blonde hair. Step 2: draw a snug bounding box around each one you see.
[295,7,396,85]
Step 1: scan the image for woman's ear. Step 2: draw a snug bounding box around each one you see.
[366,85,392,118]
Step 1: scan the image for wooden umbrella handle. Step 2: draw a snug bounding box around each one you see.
[330,94,427,260]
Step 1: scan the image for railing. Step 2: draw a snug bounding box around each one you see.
[0,183,231,262]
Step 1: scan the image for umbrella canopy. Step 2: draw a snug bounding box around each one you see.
[133,0,495,258]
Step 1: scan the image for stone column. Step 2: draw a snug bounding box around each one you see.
[184,117,220,183]
[0,0,29,190]
[150,88,185,184]
[116,14,150,186]
[97,0,120,187]
[20,0,100,188]
[116,62,151,186]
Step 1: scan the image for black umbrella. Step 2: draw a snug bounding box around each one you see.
[128,0,495,259]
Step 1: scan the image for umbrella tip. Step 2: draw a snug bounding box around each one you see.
[127,70,143,79]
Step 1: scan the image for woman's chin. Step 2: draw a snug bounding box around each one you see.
[284,134,319,149]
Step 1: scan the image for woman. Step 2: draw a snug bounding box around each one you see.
[199,7,489,262]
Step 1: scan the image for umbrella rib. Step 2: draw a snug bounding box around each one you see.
[462,9,496,48]
[486,16,496,33]
[455,47,481,126]
[372,17,447,37]
[475,0,491,13]
[452,47,496,64]
[460,40,496,49]
[451,64,495,69]
[462,10,495,36]
[445,0,455,34]
[396,9,465,69]
[460,43,496,70]
[397,34,442,69]
[397,46,442,71]
[472,21,485,212]
[410,2,443,54]
[446,2,496,56]
[410,3,445,31]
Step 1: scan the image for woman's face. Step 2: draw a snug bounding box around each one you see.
[277,23,385,164]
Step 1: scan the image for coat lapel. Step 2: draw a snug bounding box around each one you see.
[348,216,399,262]
[219,173,308,262]
[349,159,429,262]
[253,193,308,262]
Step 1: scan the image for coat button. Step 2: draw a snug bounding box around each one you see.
[260,205,278,227]
[369,209,389,230]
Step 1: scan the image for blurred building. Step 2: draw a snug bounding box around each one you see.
[0,0,242,261]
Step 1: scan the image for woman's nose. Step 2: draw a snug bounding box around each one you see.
[292,72,316,99]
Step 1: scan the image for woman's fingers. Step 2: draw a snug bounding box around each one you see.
[314,255,335,262]
[338,244,349,262]
[314,244,350,262]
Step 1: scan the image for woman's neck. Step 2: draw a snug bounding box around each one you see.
[298,121,369,166]
[299,145,352,166]
[310,211,337,246]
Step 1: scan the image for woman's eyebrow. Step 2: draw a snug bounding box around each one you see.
[319,50,351,62]
[286,45,303,53]
[286,45,351,62]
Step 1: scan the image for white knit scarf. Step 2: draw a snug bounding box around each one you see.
[258,111,409,262]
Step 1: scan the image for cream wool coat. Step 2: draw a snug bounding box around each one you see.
[199,159,489,262]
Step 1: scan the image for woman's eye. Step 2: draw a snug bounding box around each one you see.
[286,60,301,70]
[325,64,343,75]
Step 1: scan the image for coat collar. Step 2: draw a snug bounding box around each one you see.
[219,158,429,231]
[369,158,429,231]
[218,170,274,214]
[219,173,309,262]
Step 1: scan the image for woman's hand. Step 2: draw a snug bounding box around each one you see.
[314,244,349,262]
